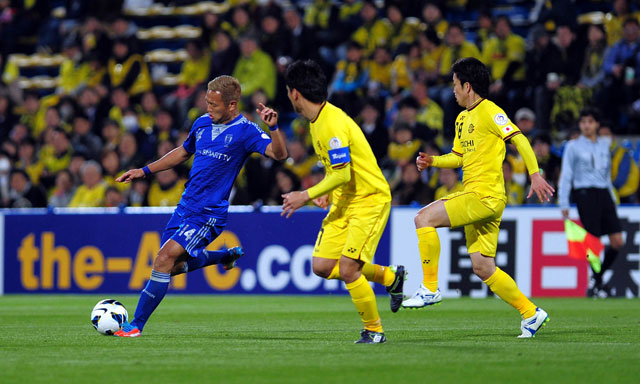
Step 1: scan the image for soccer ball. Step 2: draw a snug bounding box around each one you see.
[91,299,128,335]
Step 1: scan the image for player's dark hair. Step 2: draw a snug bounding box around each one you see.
[579,107,601,122]
[452,57,490,98]
[284,60,328,103]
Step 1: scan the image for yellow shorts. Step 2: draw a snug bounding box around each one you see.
[312,200,390,264]
[442,191,506,257]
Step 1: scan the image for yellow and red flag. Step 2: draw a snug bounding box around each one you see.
[564,219,603,273]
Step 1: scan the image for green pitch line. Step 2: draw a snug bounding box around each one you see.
[1,295,639,384]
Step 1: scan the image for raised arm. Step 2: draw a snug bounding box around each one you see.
[257,103,288,161]
[116,145,191,183]
[417,151,463,171]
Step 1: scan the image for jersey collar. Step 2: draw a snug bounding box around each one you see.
[311,101,327,123]
[466,98,484,111]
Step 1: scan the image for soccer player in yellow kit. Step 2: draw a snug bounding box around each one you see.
[281,60,406,344]
[403,58,555,338]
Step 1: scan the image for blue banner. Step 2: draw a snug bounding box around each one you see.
[2,208,390,294]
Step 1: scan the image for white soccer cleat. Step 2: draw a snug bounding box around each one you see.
[518,307,549,338]
[401,284,442,309]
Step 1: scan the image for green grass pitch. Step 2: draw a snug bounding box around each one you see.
[1,295,639,384]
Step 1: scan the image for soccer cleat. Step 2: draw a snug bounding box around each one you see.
[354,329,386,344]
[222,246,244,270]
[386,265,406,313]
[402,284,442,309]
[518,307,549,338]
[114,322,141,338]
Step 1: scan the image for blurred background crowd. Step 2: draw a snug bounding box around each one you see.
[0,0,639,209]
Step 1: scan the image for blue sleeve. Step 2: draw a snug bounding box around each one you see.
[244,123,271,155]
[183,117,205,154]
[602,45,618,75]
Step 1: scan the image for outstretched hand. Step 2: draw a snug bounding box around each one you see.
[528,172,555,203]
[281,190,310,218]
[116,168,145,184]
[416,152,434,172]
[257,103,278,128]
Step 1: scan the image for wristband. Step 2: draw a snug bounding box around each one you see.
[269,124,279,132]
[142,166,152,177]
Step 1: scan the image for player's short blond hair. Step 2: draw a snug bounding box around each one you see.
[207,76,241,106]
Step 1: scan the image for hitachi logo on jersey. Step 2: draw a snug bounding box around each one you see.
[461,139,474,148]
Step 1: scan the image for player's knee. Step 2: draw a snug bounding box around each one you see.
[414,211,430,228]
[472,264,493,281]
[154,250,177,272]
[611,234,624,249]
[312,265,332,279]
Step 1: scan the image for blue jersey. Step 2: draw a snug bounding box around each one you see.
[179,114,271,223]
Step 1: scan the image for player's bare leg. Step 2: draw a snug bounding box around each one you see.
[403,200,449,309]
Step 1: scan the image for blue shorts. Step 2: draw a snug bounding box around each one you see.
[162,205,226,258]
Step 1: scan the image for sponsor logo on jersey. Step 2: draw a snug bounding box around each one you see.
[329,137,342,149]
[468,123,474,134]
[494,113,508,125]
[224,134,233,147]
[261,133,270,139]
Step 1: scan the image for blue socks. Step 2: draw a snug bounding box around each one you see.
[184,249,228,273]
[131,270,170,332]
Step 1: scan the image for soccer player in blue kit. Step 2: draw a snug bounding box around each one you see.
[114,75,287,337]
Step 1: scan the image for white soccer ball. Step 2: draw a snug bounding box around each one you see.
[91,299,129,335]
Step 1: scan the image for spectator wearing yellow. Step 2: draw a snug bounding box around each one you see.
[101,120,121,153]
[368,46,393,91]
[303,0,338,31]
[351,1,392,57]
[388,124,422,168]
[222,6,256,39]
[422,2,448,40]
[411,81,444,147]
[148,168,185,207]
[604,0,640,46]
[390,42,423,92]
[599,124,639,203]
[105,38,151,96]
[283,139,317,182]
[178,40,211,90]
[101,150,127,192]
[58,36,90,95]
[503,160,524,205]
[330,41,369,116]
[39,128,72,185]
[482,16,526,93]
[233,35,276,101]
[108,87,130,132]
[439,23,481,79]
[434,167,463,201]
[386,3,421,53]
[418,29,445,84]
[135,92,159,134]
[16,138,43,186]
[474,9,494,51]
[68,160,107,207]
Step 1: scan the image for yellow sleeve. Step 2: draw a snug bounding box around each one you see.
[307,164,351,199]
[511,133,540,175]
[432,152,463,168]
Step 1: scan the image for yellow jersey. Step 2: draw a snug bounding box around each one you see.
[451,98,524,202]
[309,102,391,205]
[481,34,526,81]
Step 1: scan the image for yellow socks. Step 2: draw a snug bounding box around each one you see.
[328,263,395,286]
[417,227,440,291]
[346,275,383,332]
[361,263,395,286]
[484,267,537,319]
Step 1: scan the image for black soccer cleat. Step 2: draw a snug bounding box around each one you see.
[354,329,386,344]
[386,265,406,313]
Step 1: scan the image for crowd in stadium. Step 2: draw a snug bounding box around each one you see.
[0,0,638,209]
